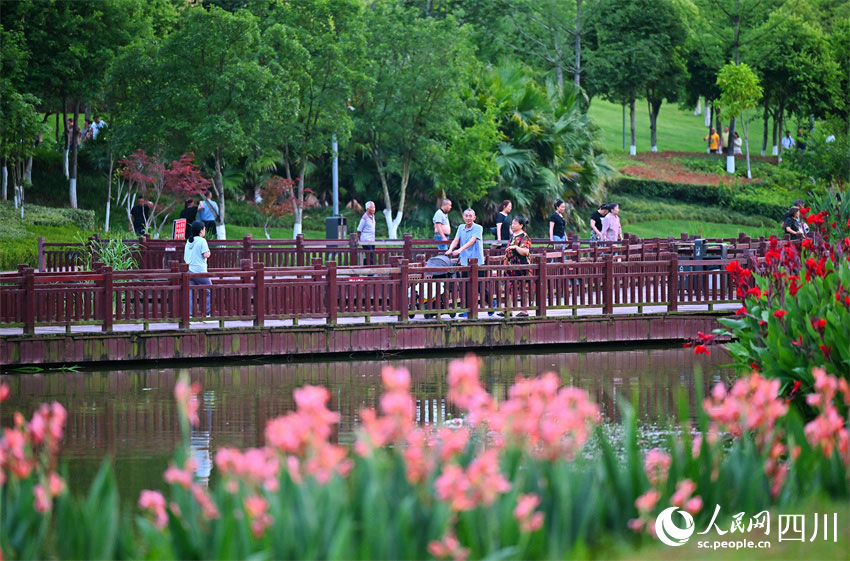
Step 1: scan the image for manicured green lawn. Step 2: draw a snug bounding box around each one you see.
[587,98,782,156]
[624,219,777,240]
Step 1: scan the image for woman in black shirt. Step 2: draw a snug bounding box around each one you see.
[589,204,608,242]
[783,207,802,240]
[549,199,567,261]
[494,200,512,242]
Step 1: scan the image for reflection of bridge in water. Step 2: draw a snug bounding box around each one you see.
[2,347,732,460]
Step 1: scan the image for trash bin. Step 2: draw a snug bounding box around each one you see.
[325,216,347,239]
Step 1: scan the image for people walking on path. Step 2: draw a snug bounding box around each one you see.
[197,190,219,239]
[494,200,512,243]
[781,131,796,151]
[589,203,608,242]
[184,221,212,317]
[504,216,532,317]
[549,199,567,261]
[180,199,198,223]
[600,203,623,242]
[357,201,377,266]
[433,199,452,251]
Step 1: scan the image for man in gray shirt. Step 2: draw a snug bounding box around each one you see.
[446,209,486,318]
[433,198,452,250]
[357,201,377,265]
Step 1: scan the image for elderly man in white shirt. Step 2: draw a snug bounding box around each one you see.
[357,201,377,265]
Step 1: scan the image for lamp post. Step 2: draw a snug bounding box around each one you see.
[332,134,339,216]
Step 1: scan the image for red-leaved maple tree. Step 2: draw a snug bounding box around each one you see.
[256,176,318,239]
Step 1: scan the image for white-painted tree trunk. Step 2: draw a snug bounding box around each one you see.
[105,202,111,233]
[1,164,7,200]
[771,146,778,156]
[69,178,77,209]
[24,157,32,184]
[629,145,637,156]
[383,209,403,239]
[726,155,735,174]
[63,149,69,178]
[704,103,711,127]
[651,146,658,152]
[292,222,302,237]
[694,99,701,115]
[216,224,227,240]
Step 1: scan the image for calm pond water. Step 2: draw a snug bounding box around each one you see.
[1,345,733,502]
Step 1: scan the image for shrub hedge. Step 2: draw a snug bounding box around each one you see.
[609,177,808,221]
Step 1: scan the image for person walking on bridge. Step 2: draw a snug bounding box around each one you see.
[357,201,377,266]
[184,221,212,318]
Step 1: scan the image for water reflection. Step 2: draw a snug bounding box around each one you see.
[1,346,732,501]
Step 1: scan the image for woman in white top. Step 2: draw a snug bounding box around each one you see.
[184,220,212,317]
[600,203,623,242]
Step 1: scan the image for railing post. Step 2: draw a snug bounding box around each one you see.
[296,234,305,267]
[669,254,679,312]
[398,259,409,323]
[254,262,265,327]
[349,233,359,267]
[23,267,35,334]
[468,258,479,318]
[537,259,547,317]
[242,234,253,264]
[327,261,338,324]
[102,266,113,331]
[603,255,614,314]
[403,233,413,262]
[37,237,46,272]
[241,259,252,317]
[180,268,190,328]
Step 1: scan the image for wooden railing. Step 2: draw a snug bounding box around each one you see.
[36,232,773,272]
[1,253,744,333]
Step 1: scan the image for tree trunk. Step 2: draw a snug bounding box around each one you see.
[574,0,582,88]
[705,100,712,127]
[555,64,564,91]
[628,93,636,156]
[283,142,292,180]
[62,101,69,179]
[742,113,752,179]
[707,104,714,152]
[293,160,307,238]
[761,100,769,157]
[647,96,662,152]
[69,100,80,209]
[105,146,113,233]
[771,113,779,156]
[84,106,91,122]
[213,148,227,239]
[1,160,7,200]
[55,107,60,145]
[24,156,33,184]
[726,116,736,173]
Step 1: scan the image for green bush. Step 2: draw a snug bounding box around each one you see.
[616,194,775,228]
[0,202,97,270]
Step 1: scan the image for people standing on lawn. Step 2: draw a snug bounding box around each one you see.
[589,203,609,242]
[704,127,720,154]
[494,200,512,243]
[357,201,377,266]
[600,203,623,242]
[504,216,532,317]
[781,130,796,151]
[184,220,212,317]
[733,132,743,155]
[91,116,107,139]
[549,199,567,260]
[783,207,803,240]
[433,198,452,250]
[721,126,730,155]
[130,197,152,236]
[197,190,219,239]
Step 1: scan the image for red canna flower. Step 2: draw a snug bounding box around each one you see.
[806,211,827,226]
[802,239,813,251]
[800,206,810,216]
[746,286,762,298]
[682,342,694,348]
[791,336,803,346]
[819,345,831,358]
[736,306,747,316]
[811,318,827,331]
[694,345,710,355]
[697,331,715,343]
[750,362,759,371]
[773,310,787,319]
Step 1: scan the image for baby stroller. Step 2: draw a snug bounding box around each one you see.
[409,254,460,319]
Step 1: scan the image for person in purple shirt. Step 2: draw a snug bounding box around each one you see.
[600,203,623,242]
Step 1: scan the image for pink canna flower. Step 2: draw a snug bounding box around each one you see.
[47,472,65,497]
[428,532,469,561]
[174,376,201,428]
[670,479,696,507]
[138,490,168,529]
[628,518,646,533]
[191,484,219,519]
[438,427,470,462]
[514,493,545,532]
[684,496,703,515]
[33,484,50,513]
[644,448,672,486]
[381,366,410,392]
[403,429,435,484]
[635,489,660,513]
[0,382,9,402]
[164,457,195,489]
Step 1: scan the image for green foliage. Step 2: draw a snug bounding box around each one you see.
[717,62,763,121]
[0,202,96,270]
[784,124,850,189]
[609,176,807,221]
[73,235,139,271]
[439,104,501,205]
[615,194,775,228]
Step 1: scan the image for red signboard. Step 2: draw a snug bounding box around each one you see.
[173,218,187,240]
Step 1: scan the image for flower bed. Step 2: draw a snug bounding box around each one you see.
[1,350,848,560]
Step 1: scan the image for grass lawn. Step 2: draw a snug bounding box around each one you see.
[624,220,777,240]
[588,98,783,156]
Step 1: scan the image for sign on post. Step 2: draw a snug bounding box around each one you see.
[173,218,187,240]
